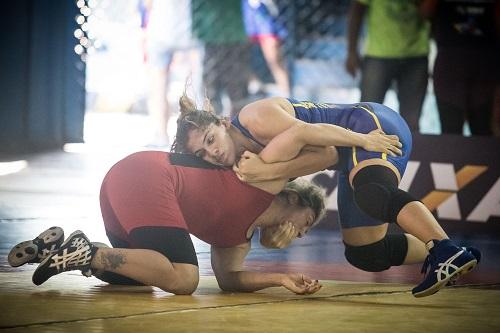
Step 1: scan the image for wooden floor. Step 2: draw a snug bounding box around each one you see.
[1,271,499,332]
[1,148,499,332]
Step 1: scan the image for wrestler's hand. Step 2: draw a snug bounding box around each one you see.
[233,151,274,183]
[281,273,322,295]
[362,129,402,157]
[260,222,298,249]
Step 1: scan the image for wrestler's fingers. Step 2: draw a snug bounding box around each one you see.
[241,150,257,158]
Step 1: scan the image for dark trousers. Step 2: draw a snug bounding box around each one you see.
[433,47,495,136]
[203,43,250,117]
[360,56,428,132]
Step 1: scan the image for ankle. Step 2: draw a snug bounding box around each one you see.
[90,247,104,269]
[425,238,450,251]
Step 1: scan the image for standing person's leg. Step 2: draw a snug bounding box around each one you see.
[396,56,428,132]
[147,48,174,147]
[242,0,289,97]
[433,50,467,134]
[359,57,394,103]
[467,83,494,136]
[224,43,250,118]
[435,101,465,134]
[203,44,224,115]
[466,51,495,136]
[259,37,290,97]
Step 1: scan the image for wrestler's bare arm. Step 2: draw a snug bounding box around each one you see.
[210,243,321,294]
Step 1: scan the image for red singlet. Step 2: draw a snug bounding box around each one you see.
[100,151,275,247]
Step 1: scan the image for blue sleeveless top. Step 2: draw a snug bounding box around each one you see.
[230,99,357,141]
[231,114,265,147]
[230,98,412,176]
[287,98,359,127]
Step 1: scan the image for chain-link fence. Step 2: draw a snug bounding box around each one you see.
[188,0,356,113]
[84,0,442,142]
[86,0,356,110]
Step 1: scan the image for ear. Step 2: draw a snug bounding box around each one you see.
[287,191,300,206]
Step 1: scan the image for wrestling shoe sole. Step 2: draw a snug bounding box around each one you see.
[413,259,477,298]
[8,226,64,267]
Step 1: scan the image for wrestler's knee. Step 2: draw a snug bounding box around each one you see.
[166,263,199,295]
[344,234,408,272]
[352,165,417,223]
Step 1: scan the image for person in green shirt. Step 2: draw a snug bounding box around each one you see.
[345,0,430,132]
[192,0,251,118]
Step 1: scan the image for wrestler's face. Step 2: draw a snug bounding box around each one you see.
[186,121,237,167]
[260,205,315,249]
[283,206,316,238]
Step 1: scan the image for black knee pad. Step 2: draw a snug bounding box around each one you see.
[344,234,408,272]
[353,165,417,223]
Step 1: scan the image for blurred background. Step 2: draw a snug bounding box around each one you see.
[83,0,442,147]
[3,0,498,154]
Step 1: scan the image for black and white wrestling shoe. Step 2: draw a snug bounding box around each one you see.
[32,230,96,285]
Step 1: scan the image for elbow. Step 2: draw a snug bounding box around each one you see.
[217,280,241,293]
[215,274,251,293]
[215,274,237,292]
[311,145,338,169]
[324,146,339,165]
[218,283,236,292]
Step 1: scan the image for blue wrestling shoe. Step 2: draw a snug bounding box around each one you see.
[446,246,481,286]
[32,230,96,286]
[8,226,64,267]
[464,246,481,263]
[412,239,478,297]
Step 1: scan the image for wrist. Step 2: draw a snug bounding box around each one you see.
[276,273,287,287]
[270,162,287,180]
[351,130,367,148]
[261,272,285,287]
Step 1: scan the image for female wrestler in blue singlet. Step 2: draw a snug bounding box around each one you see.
[174,94,480,298]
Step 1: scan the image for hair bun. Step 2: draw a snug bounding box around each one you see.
[179,91,197,115]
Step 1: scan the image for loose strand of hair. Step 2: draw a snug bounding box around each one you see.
[179,78,198,116]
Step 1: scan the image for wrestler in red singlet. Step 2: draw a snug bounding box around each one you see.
[100,151,275,248]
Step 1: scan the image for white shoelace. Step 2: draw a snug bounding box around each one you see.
[49,237,91,271]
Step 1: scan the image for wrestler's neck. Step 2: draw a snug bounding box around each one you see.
[228,125,263,158]
[246,196,288,238]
